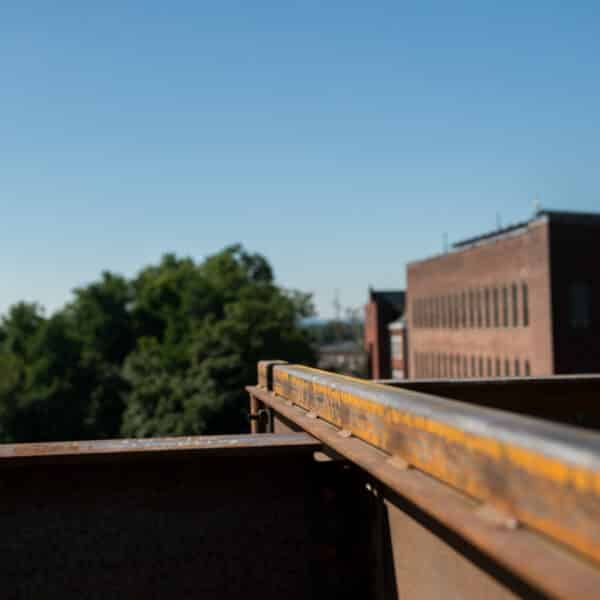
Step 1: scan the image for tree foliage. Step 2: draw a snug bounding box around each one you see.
[0,245,315,442]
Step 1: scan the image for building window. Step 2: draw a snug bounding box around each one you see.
[484,288,490,327]
[502,286,509,327]
[429,298,434,328]
[476,289,482,327]
[453,294,459,328]
[495,358,501,376]
[391,336,403,360]
[468,290,474,327]
[522,283,529,327]
[454,294,460,329]
[525,360,531,376]
[493,288,499,327]
[512,283,519,327]
[471,356,476,377]
[430,298,435,328]
[478,356,483,377]
[504,358,510,376]
[461,292,467,328]
[569,281,592,329]
[447,296,453,329]
[514,358,520,376]
[463,356,468,378]
[487,357,492,377]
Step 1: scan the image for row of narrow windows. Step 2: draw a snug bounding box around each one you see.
[413,352,531,379]
[413,282,529,329]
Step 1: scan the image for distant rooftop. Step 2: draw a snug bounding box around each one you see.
[452,209,600,251]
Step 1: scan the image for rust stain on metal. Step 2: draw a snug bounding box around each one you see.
[0,433,321,465]
[248,384,600,600]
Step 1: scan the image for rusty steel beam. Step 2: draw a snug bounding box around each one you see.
[253,362,600,568]
[248,384,600,599]
[0,433,321,467]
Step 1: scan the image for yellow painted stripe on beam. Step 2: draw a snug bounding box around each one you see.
[274,370,600,495]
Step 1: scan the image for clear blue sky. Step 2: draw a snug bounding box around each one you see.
[2,2,599,318]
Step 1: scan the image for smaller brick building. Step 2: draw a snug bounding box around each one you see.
[364,289,405,379]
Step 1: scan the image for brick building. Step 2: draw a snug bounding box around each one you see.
[406,210,600,379]
[364,289,405,379]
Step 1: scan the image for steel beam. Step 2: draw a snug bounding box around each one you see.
[0,433,321,466]
[249,383,600,599]
[254,362,600,567]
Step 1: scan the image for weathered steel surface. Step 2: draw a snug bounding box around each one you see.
[0,433,320,466]
[0,444,321,599]
[382,498,525,600]
[258,360,288,389]
[253,364,600,563]
[0,431,378,600]
[377,375,600,429]
[249,384,600,599]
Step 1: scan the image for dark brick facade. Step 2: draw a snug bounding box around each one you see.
[548,214,600,374]
[406,211,600,378]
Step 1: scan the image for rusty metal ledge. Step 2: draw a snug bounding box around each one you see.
[265,364,600,568]
[248,385,600,600]
[0,433,321,467]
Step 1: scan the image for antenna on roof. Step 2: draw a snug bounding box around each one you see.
[533,194,542,216]
[496,212,502,230]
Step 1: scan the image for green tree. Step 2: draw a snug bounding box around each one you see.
[121,245,315,436]
[0,245,315,441]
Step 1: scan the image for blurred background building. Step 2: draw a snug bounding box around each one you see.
[367,210,600,380]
